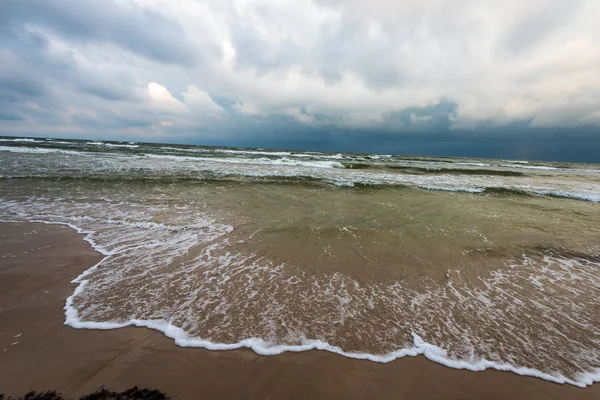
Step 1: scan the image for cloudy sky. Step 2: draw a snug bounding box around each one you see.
[1,0,599,161]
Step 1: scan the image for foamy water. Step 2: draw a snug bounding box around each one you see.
[1,137,599,387]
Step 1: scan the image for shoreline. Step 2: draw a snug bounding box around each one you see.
[1,221,599,399]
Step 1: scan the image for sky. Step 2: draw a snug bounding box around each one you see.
[1,0,599,161]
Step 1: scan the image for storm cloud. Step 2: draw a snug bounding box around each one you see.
[0,0,599,160]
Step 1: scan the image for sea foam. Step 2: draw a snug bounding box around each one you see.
[59,237,600,389]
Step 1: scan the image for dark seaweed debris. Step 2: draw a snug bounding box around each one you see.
[0,387,171,400]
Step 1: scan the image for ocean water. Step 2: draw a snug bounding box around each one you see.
[1,137,599,386]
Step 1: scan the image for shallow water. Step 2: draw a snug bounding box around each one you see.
[1,137,599,386]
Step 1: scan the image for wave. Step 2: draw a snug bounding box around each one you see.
[503,160,529,164]
[291,152,345,159]
[533,190,600,203]
[501,164,558,170]
[1,175,598,204]
[369,154,392,159]
[456,162,490,167]
[428,168,524,176]
[160,147,357,161]
[418,185,485,193]
[0,138,44,143]
[2,146,599,203]
[0,174,333,189]
[482,187,533,197]
[159,147,366,161]
[343,163,372,169]
[0,145,87,156]
[407,185,599,201]
[160,146,292,157]
[160,146,195,152]
[104,143,139,148]
[144,154,345,169]
[396,157,454,163]
[215,148,292,156]
[4,218,588,388]
[343,163,525,176]
[0,146,342,169]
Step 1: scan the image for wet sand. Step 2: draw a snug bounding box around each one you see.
[1,221,599,400]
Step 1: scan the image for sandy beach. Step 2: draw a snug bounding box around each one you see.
[0,221,598,399]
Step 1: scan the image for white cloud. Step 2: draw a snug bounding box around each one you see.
[182,85,224,114]
[148,82,184,110]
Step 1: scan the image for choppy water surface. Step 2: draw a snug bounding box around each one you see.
[1,137,599,386]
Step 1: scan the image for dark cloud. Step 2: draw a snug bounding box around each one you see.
[81,86,134,102]
[77,72,141,102]
[0,0,195,65]
[0,108,23,121]
[0,10,142,119]
[383,102,458,131]
[0,76,45,98]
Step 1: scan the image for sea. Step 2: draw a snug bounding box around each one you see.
[1,136,599,387]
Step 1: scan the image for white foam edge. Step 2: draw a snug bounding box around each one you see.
[143,153,344,169]
[0,138,43,142]
[418,186,600,202]
[500,164,559,170]
[2,217,599,388]
[533,190,600,203]
[104,143,139,148]
[64,314,600,388]
[0,145,88,156]
[418,185,485,193]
